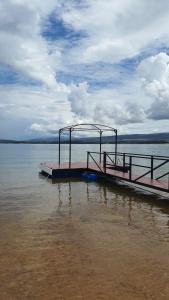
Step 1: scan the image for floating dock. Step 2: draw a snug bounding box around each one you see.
[40,123,169,194]
[40,155,169,193]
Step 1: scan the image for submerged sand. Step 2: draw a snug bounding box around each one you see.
[0,179,169,299]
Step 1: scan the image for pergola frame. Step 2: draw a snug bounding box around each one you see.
[58,123,118,168]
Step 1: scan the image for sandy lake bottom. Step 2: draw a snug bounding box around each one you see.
[0,176,169,300]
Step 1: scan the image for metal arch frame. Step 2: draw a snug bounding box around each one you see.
[58,123,118,168]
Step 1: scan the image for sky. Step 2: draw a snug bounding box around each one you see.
[1,0,169,139]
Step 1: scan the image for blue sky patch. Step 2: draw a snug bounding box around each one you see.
[0,64,43,87]
[56,60,137,90]
[0,65,19,85]
[42,12,86,47]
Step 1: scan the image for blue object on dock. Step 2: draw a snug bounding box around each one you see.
[82,172,97,181]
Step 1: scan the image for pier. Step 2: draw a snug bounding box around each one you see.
[40,124,169,194]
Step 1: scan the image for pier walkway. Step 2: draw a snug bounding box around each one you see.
[40,123,169,194]
[40,151,169,193]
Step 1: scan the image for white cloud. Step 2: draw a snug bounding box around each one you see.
[30,123,45,133]
[68,82,94,118]
[104,102,145,125]
[147,99,169,120]
[138,52,169,84]
[0,85,72,137]
[0,0,61,87]
[67,82,145,126]
[59,0,169,64]
[138,52,169,120]
[1,1,169,138]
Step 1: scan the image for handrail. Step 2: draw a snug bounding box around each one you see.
[87,151,169,186]
[87,151,104,154]
[125,163,151,169]
[106,153,115,165]
[134,159,169,182]
[106,151,169,161]
[88,150,169,160]
[156,171,169,180]
[87,152,103,172]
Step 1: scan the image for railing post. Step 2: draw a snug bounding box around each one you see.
[103,152,106,173]
[115,129,117,166]
[87,152,89,169]
[58,129,61,167]
[99,131,102,164]
[69,128,72,169]
[129,156,132,180]
[123,153,126,169]
[151,156,154,180]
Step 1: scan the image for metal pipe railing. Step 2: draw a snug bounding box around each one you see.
[134,159,169,182]
[106,151,169,161]
[129,156,132,180]
[87,151,169,184]
[156,171,169,180]
[103,152,106,173]
[87,152,103,172]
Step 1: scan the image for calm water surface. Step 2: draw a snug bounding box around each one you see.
[0,144,169,300]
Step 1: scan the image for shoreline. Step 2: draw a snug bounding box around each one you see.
[1,141,169,144]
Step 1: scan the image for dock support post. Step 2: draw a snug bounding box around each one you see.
[69,128,72,169]
[115,130,117,166]
[151,156,154,180]
[99,131,102,164]
[123,153,126,170]
[58,129,61,167]
[129,156,132,180]
[87,152,89,169]
[103,152,106,173]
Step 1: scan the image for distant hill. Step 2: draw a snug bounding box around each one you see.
[1,132,169,144]
[0,139,20,143]
[77,132,169,144]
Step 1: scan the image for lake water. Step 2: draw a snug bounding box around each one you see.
[0,144,169,299]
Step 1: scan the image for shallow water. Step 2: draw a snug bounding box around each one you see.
[0,144,169,299]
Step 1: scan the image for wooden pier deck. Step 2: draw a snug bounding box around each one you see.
[40,162,169,193]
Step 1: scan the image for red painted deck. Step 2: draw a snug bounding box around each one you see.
[41,162,88,170]
[40,162,169,193]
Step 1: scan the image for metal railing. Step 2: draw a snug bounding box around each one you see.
[87,151,103,172]
[87,151,169,183]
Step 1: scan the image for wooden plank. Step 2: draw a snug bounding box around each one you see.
[40,162,169,193]
[41,162,87,170]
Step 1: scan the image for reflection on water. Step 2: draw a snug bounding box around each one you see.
[1,144,169,299]
[1,178,169,299]
[47,177,169,242]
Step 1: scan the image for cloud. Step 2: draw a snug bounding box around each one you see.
[1,1,169,138]
[59,0,169,64]
[68,82,94,118]
[0,0,61,87]
[30,122,62,134]
[138,52,169,120]
[0,85,72,137]
[67,82,145,126]
[147,99,169,120]
[106,102,145,125]
[94,101,145,125]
